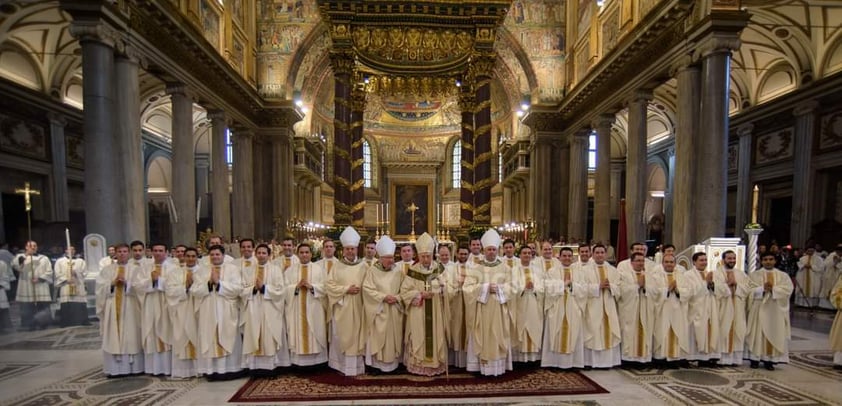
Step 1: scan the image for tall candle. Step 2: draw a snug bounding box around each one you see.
[65,228,71,250]
[751,185,759,224]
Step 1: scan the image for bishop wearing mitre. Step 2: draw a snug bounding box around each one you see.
[362,235,405,373]
[325,227,367,376]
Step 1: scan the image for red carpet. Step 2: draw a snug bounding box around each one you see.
[230,366,608,402]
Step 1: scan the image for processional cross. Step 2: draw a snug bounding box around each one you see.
[406,202,419,242]
[15,182,40,241]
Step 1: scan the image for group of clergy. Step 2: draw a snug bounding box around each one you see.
[93,225,842,381]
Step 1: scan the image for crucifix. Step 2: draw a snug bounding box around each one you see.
[406,202,418,242]
[15,182,40,242]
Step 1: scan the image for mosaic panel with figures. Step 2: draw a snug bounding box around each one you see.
[621,365,838,406]
[5,368,198,406]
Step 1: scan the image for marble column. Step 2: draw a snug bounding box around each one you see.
[610,160,625,220]
[472,55,496,226]
[271,129,293,239]
[532,133,554,238]
[329,52,354,226]
[556,142,570,239]
[626,91,651,244]
[671,63,700,249]
[790,101,819,247]
[232,129,255,239]
[695,37,739,241]
[350,87,366,228]
[47,112,69,223]
[458,87,475,228]
[207,109,231,240]
[168,83,196,245]
[69,21,121,244]
[252,135,271,240]
[593,113,615,244]
[664,147,676,243]
[195,156,210,219]
[567,130,590,242]
[115,50,145,242]
[734,124,754,232]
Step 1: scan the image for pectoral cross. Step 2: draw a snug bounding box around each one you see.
[15,182,40,241]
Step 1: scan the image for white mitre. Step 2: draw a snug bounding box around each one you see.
[376,236,396,257]
[480,228,501,248]
[339,226,361,247]
[416,232,435,254]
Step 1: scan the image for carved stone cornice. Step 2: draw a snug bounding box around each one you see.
[257,104,304,129]
[687,9,750,57]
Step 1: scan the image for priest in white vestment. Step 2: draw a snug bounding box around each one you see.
[363,241,378,268]
[274,237,300,273]
[512,243,547,362]
[651,254,694,366]
[468,237,483,265]
[396,244,416,275]
[445,246,471,368]
[325,227,367,376]
[617,252,655,365]
[13,241,53,330]
[685,252,721,366]
[97,244,144,376]
[822,245,842,307]
[192,245,243,378]
[285,243,328,366]
[136,243,173,375]
[362,236,405,372]
[713,250,750,365]
[165,247,200,378]
[746,252,793,370]
[829,274,842,367]
[583,244,622,368]
[795,247,826,308]
[0,261,13,331]
[616,242,656,274]
[542,246,587,369]
[317,240,339,277]
[54,246,88,327]
[464,229,513,376]
[401,232,449,376]
[241,243,290,372]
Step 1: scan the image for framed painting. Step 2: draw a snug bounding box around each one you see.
[390,181,433,239]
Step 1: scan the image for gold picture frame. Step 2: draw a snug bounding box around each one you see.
[390,181,433,240]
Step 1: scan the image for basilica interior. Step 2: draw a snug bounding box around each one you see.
[1,0,842,404]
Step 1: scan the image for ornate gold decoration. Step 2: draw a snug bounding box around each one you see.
[352,26,474,74]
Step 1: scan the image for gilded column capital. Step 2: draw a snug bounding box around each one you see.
[469,51,497,78]
[329,50,356,76]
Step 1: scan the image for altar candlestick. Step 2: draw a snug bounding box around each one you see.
[751,185,759,224]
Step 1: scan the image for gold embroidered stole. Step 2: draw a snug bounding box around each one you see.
[666,271,678,358]
[300,264,312,354]
[598,265,611,348]
[115,265,125,335]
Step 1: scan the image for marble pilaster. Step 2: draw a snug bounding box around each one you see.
[232,128,255,239]
[47,112,69,223]
[555,141,570,239]
[664,147,676,243]
[567,130,590,242]
[115,51,145,242]
[593,113,615,244]
[672,63,701,250]
[167,83,196,245]
[790,101,819,247]
[207,109,231,240]
[625,91,652,244]
[734,124,754,232]
[694,36,739,241]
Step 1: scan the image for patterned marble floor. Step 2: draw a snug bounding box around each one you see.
[0,310,840,406]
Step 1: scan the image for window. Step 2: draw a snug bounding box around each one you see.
[452,140,462,189]
[225,128,234,166]
[588,131,596,170]
[363,139,372,188]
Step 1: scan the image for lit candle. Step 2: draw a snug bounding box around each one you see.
[751,185,759,224]
[65,228,71,251]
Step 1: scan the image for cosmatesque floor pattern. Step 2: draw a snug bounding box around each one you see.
[0,310,840,405]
